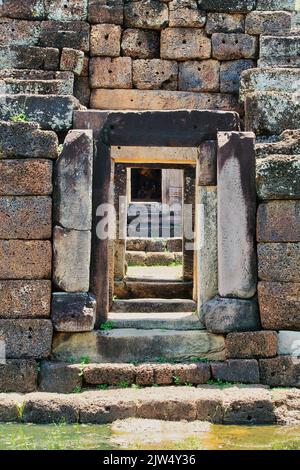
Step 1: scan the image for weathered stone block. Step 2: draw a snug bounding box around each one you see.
[257,0,296,10]
[0,196,52,240]
[90,89,240,112]
[124,0,168,29]
[121,29,160,59]
[220,59,255,93]
[245,92,300,136]
[205,297,260,334]
[0,240,51,280]
[198,141,217,186]
[259,35,300,68]
[211,359,260,384]
[217,132,257,298]
[171,363,211,385]
[0,319,53,359]
[212,33,258,60]
[133,59,178,90]
[90,57,132,88]
[90,24,121,57]
[53,227,91,292]
[161,28,211,60]
[257,201,300,242]
[278,331,300,356]
[245,11,292,35]
[223,386,275,424]
[201,0,256,12]
[0,280,51,319]
[74,76,91,107]
[0,95,80,131]
[240,68,300,102]
[0,360,37,393]
[52,292,96,332]
[169,0,206,28]
[23,393,79,424]
[0,45,59,70]
[2,0,46,20]
[260,357,300,387]
[40,20,90,52]
[89,0,123,24]
[44,0,88,21]
[206,13,245,34]
[226,331,278,359]
[258,243,300,282]
[135,364,154,385]
[179,60,219,92]
[39,361,82,393]
[80,395,136,424]
[0,160,52,196]
[256,155,300,200]
[0,394,23,422]
[258,282,300,330]
[55,130,93,231]
[0,18,41,46]
[256,130,300,158]
[84,364,136,385]
[60,48,84,75]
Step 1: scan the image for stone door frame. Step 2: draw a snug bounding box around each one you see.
[72,110,256,328]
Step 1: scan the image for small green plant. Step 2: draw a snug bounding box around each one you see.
[100,321,115,331]
[80,356,90,365]
[152,384,160,388]
[118,380,130,388]
[207,379,236,388]
[72,385,82,394]
[97,384,109,390]
[173,375,181,385]
[16,401,26,419]
[185,382,193,387]
[169,260,183,267]
[131,384,141,390]
[10,112,29,123]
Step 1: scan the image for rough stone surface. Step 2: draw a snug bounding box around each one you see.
[124,0,168,29]
[257,201,300,242]
[256,130,300,158]
[201,0,256,12]
[220,59,255,93]
[278,331,300,356]
[204,297,260,334]
[211,359,260,384]
[0,280,51,319]
[161,28,211,60]
[89,0,124,25]
[0,45,59,70]
[212,33,258,60]
[44,0,88,21]
[84,364,136,385]
[0,18,41,47]
[245,11,292,35]
[217,132,257,298]
[39,362,82,393]
[53,226,91,292]
[55,130,93,231]
[245,92,300,135]
[169,0,206,28]
[52,293,96,332]
[0,160,52,196]
[260,357,300,388]
[91,89,240,111]
[179,60,220,92]
[90,24,121,57]
[0,360,37,393]
[198,141,217,185]
[272,388,300,426]
[258,282,300,330]
[121,29,160,59]
[256,0,296,11]
[226,331,278,359]
[206,13,245,34]
[2,0,46,20]
[0,121,58,159]
[256,156,300,200]
[133,59,178,90]
[90,57,132,88]
[60,48,84,76]
[0,394,24,422]
[0,197,52,239]
[258,243,300,283]
[39,20,90,52]
[23,393,79,424]
[0,240,51,280]
[0,320,53,359]
[259,36,300,68]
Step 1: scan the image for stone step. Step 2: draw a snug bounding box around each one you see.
[0,94,82,131]
[258,35,300,67]
[52,328,225,363]
[256,130,300,158]
[114,280,193,299]
[126,237,182,252]
[111,298,196,313]
[0,45,60,70]
[126,251,182,266]
[240,68,300,102]
[0,70,74,95]
[108,312,201,330]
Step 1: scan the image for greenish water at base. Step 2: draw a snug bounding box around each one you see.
[0,423,300,450]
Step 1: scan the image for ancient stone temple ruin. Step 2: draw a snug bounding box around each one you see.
[0,0,299,424]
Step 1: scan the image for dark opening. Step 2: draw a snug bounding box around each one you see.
[131,168,162,202]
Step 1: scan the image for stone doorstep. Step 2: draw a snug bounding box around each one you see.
[108,312,202,330]
[111,298,197,313]
[126,251,183,267]
[2,386,298,425]
[114,280,193,299]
